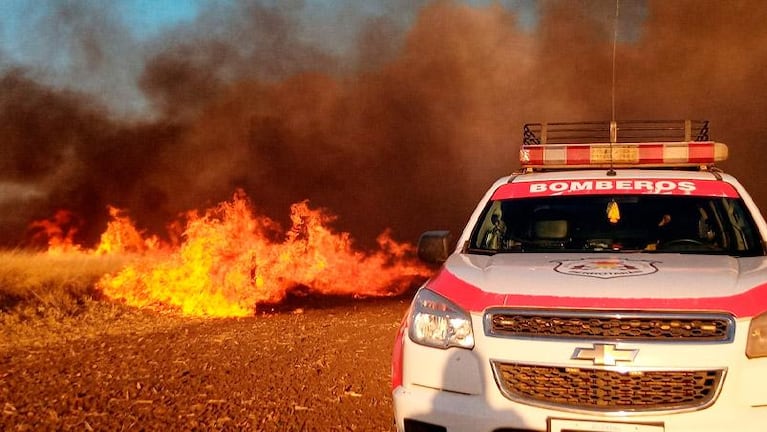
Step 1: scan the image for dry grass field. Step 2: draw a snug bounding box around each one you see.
[0,250,188,351]
[0,250,126,311]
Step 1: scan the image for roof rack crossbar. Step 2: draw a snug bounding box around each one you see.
[523,120,710,145]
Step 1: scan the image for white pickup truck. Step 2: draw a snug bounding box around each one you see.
[392,121,767,432]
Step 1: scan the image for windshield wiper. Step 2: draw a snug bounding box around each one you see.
[465,247,499,256]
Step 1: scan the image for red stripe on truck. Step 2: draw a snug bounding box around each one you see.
[427,268,766,318]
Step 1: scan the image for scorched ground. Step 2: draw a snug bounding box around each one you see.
[0,296,409,431]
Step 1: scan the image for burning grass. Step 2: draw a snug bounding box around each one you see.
[16,191,431,319]
[1,191,429,350]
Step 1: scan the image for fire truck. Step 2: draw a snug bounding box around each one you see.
[392,121,767,432]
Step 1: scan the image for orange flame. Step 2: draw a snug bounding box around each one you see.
[93,191,430,317]
[27,209,83,255]
[94,206,166,255]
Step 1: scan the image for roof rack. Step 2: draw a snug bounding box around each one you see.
[519,120,727,171]
[523,120,710,145]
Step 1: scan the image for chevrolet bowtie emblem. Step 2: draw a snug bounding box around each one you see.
[572,344,638,366]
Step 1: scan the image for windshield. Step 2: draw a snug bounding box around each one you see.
[469,194,764,256]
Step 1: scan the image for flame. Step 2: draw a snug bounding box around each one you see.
[94,206,167,255]
[27,209,84,255]
[49,190,432,317]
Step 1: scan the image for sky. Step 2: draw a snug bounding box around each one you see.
[0,0,537,45]
[1,0,205,44]
[0,0,213,114]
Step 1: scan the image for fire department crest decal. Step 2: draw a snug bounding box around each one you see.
[553,258,658,279]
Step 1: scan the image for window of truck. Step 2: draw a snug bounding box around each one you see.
[470,194,764,256]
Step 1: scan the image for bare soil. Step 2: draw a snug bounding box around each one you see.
[0,295,411,431]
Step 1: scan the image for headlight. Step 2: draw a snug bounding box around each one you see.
[408,288,474,349]
[746,311,767,358]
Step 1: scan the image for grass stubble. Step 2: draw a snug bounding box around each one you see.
[0,250,193,351]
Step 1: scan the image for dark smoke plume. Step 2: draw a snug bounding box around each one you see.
[2,0,767,249]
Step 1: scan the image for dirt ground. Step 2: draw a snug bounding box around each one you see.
[0,295,411,431]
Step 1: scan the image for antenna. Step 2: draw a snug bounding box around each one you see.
[611,0,620,123]
[607,0,620,176]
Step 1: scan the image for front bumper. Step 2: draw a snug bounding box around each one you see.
[392,315,767,432]
[393,383,767,432]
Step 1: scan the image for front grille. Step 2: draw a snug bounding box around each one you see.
[485,309,735,342]
[493,362,724,413]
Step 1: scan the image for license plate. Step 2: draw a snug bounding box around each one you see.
[548,418,664,432]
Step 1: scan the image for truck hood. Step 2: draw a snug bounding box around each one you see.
[429,253,767,316]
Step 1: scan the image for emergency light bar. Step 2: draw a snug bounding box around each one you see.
[519,120,728,170]
[520,141,729,169]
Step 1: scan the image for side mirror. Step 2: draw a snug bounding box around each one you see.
[417,230,452,264]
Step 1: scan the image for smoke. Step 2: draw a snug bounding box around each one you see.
[2,0,767,248]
